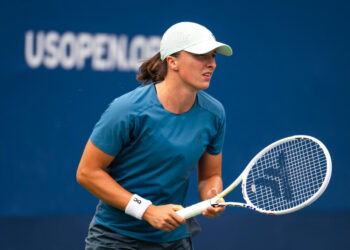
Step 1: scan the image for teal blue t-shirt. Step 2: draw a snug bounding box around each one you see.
[90,83,225,242]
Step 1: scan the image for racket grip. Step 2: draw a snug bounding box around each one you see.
[176,200,212,219]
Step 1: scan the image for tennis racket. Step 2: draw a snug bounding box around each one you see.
[177,135,332,219]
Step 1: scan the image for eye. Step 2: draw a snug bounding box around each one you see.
[195,54,206,58]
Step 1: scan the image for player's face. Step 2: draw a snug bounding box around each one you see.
[175,50,217,91]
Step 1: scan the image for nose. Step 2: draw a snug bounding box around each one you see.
[207,56,216,70]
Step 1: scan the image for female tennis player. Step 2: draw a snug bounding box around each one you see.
[76,21,232,249]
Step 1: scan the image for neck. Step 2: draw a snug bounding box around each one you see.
[155,79,197,114]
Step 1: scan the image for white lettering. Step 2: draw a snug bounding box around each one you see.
[110,34,129,71]
[92,33,109,71]
[77,33,93,70]
[25,30,44,68]
[43,31,59,69]
[24,30,161,72]
[129,35,147,71]
[60,32,76,70]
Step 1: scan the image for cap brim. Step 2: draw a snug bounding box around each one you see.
[184,40,233,56]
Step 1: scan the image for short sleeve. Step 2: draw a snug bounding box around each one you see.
[90,99,132,156]
[206,109,226,155]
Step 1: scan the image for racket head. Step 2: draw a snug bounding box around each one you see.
[241,135,332,215]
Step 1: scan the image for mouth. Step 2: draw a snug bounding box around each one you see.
[202,72,212,80]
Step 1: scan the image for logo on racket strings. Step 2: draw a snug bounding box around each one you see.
[254,151,294,200]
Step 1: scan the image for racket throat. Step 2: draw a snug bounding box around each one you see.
[214,202,257,211]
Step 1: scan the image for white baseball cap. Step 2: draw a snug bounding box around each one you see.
[160,22,233,61]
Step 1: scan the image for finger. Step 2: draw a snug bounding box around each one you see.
[202,209,216,218]
[166,216,180,231]
[162,224,175,232]
[166,223,176,231]
[166,216,181,228]
[169,204,186,224]
[161,210,180,228]
[216,197,225,203]
[203,205,226,218]
[213,206,226,214]
[208,204,226,213]
[170,210,187,227]
[158,217,176,232]
[171,211,186,224]
[172,204,184,211]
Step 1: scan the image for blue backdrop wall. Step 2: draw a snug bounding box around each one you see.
[1,0,349,249]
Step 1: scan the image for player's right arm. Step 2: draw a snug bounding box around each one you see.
[76,139,185,231]
[76,139,131,210]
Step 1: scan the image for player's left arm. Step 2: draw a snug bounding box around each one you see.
[197,151,226,218]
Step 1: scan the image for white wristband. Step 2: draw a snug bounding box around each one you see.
[125,194,152,220]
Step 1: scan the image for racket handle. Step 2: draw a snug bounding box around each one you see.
[176,200,212,219]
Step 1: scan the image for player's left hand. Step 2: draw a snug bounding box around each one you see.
[202,188,226,218]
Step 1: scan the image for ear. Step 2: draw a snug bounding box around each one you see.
[166,56,179,71]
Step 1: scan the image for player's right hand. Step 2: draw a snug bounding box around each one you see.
[142,204,186,232]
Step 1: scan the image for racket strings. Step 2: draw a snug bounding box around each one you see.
[245,139,327,212]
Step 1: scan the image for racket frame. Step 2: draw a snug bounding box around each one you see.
[176,135,332,219]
